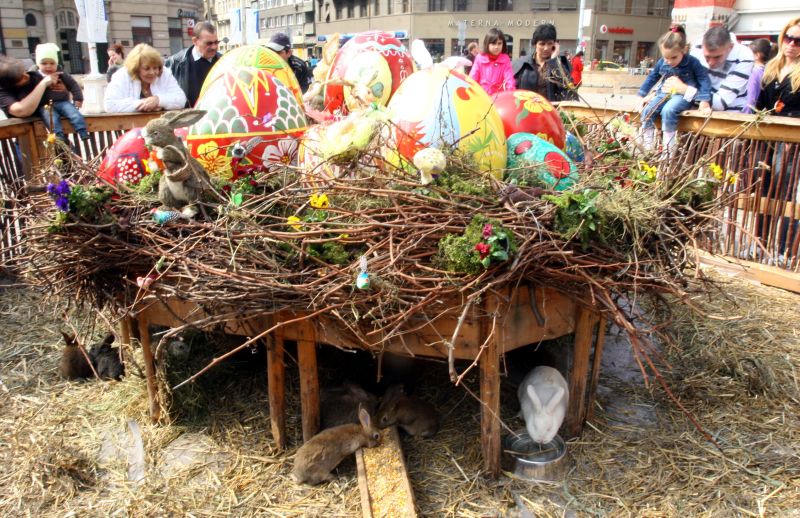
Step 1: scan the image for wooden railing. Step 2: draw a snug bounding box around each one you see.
[1,109,798,289]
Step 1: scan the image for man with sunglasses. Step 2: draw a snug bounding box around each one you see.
[165,21,222,107]
[665,25,753,112]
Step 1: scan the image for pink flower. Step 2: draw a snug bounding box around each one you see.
[482,224,493,239]
[474,242,490,258]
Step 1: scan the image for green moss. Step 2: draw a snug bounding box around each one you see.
[436,215,516,274]
[435,152,494,198]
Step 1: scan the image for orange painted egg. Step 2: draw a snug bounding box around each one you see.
[383,67,506,177]
[492,90,566,149]
[297,123,344,187]
[324,31,415,114]
[187,66,308,179]
[97,128,153,185]
[199,45,303,106]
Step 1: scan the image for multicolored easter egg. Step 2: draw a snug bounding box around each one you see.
[505,133,578,191]
[187,66,308,179]
[325,31,415,114]
[492,90,566,149]
[383,67,506,177]
[563,131,585,163]
[199,45,303,106]
[97,127,153,185]
[298,122,344,187]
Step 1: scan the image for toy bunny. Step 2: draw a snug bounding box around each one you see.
[291,407,381,485]
[141,110,211,218]
[518,366,569,444]
[375,384,440,438]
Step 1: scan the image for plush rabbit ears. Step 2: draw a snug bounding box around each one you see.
[162,109,207,129]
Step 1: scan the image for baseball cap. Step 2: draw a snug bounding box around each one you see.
[266,33,291,52]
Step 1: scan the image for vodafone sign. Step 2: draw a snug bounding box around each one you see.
[599,24,608,34]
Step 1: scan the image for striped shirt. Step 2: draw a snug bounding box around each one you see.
[686,41,754,111]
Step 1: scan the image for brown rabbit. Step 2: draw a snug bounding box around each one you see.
[376,384,440,438]
[320,382,378,430]
[142,110,211,217]
[59,331,93,380]
[292,407,381,485]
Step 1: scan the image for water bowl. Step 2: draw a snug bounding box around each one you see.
[502,430,568,482]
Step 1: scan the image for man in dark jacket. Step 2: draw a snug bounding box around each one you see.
[512,24,575,102]
[266,33,312,93]
[164,21,222,107]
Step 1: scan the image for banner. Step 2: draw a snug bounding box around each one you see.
[229,8,243,45]
[74,0,108,43]
[246,8,259,44]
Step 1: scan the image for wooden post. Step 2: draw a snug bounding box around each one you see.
[119,314,133,351]
[479,294,502,478]
[267,331,287,449]
[296,319,320,442]
[137,317,161,423]
[586,316,607,422]
[564,305,597,438]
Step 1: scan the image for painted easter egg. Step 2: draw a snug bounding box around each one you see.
[325,31,415,114]
[199,44,303,106]
[492,90,566,149]
[563,131,585,163]
[187,66,308,179]
[505,133,579,191]
[383,67,506,177]
[97,127,153,185]
[298,122,344,187]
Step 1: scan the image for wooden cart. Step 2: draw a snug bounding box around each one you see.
[127,283,605,477]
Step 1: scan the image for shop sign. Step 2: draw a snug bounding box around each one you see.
[177,9,197,19]
[448,19,555,29]
[608,27,634,34]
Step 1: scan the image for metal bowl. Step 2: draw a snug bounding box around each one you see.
[502,430,568,482]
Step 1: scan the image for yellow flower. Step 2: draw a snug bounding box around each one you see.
[195,141,232,177]
[513,91,553,114]
[638,160,657,181]
[309,193,329,209]
[709,163,724,180]
[46,133,56,144]
[287,215,302,231]
[727,172,739,185]
[339,233,350,239]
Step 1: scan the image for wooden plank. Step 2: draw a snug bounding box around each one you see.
[137,317,162,423]
[356,426,417,518]
[479,294,502,478]
[564,305,597,438]
[267,332,287,449]
[697,251,800,294]
[734,194,800,220]
[586,316,607,423]
[296,319,320,442]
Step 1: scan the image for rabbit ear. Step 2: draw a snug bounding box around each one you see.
[102,333,115,346]
[164,109,207,129]
[526,385,543,411]
[61,331,77,346]
[545,386,565,414]
[358,407,371,429]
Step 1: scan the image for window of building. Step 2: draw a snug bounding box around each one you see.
[336,5,343,19]
[347,2,355,17]
[488,0,512,11]
[520,38,530,55]
[531,0,549,9]
[359,0,367,16]
[372,0,379,16]
[401,0,409,13]
[451,37,477,56]
[429,0,445,10]
[168,18,183,54]
[636,41,655,65]
[594,38,608,61]
[612,40,632,66]
[557,0,577,10]
[453,0,468,10]
[422,38,444,61]
[25,13,37,27]
[131,16,153,46]
[387,0,393,14]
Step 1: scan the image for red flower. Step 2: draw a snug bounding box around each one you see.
[474,242,490,258]
[222,184,232,192]
[482,224,493,239]
[249,179,258,187]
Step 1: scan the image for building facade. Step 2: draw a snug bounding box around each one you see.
[312,0,675,66]
[1,0,202,74]
[256,0,317,57]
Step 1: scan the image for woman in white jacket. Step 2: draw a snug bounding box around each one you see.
[104,43,187,113]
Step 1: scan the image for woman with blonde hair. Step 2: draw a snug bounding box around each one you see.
[757,17,800,117]
[104,43,186,113]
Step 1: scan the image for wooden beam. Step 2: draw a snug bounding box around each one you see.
[586,316,607,423]
[479,293,502,478]
[137,317,162,423]
[564,305,597,438]
[296,319,320,442]
[356,426,417,518]
[697,251,800,294]
[267,332,287,449]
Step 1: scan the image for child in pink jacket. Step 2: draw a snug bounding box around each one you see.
[469,28,516,96]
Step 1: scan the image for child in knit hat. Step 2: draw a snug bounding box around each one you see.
[35,43,90,141]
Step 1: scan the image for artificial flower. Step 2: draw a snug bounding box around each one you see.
[474,242,490,258]
[482,224,494,239]
[709,163,724,180]
[310,193,330,209]
[287,215,302,231]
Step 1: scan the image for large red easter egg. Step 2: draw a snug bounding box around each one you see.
[324,31,415,114]
[493,90,565,149]
[187,66,308,179]
[97,128,153,185]
[199,45,303,107]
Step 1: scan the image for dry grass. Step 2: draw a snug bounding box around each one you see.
[1,271,799,517]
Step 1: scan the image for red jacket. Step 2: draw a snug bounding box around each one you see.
[571,56,583,86]
[469,52,516,95]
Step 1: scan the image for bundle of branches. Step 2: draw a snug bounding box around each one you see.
[2,120,731,401]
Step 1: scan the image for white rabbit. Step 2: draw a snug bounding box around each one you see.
[518,366,569,444]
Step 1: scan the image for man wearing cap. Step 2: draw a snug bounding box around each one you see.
[267,33,312,93]
[164,21,222,107]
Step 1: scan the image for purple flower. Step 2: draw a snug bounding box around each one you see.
[482,224,493,239]
[46,180,71,212]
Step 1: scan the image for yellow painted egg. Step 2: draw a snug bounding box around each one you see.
[187,66,308,179]
[383,67,506,177]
